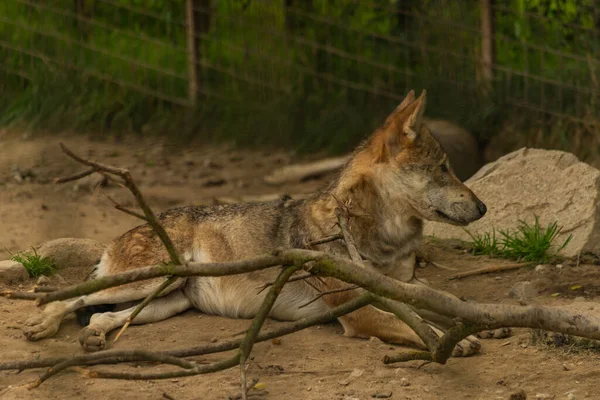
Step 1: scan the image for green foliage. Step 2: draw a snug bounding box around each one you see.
[9,248,56,278]
[464,216,572,263]
[0,0,597,152]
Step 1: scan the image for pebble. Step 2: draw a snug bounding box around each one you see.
[535,264,546,272]
[399,377,410,387]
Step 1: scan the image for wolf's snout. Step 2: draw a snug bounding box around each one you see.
[476,199,487,217]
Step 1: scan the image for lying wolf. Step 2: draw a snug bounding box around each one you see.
[23,90,502,356]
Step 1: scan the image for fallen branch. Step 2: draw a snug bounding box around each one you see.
[264,156,349,185]
[113,276,177,343]
[1,293,372,380]
[448,262,535,280]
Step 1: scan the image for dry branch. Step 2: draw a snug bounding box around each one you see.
[0,294,372,373]
[264,156,349,185]
[113,276,177,343]
[449,262,535,280]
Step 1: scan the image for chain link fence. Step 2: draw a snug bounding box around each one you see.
[1,0,599,157]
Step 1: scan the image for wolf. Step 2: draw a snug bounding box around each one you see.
[23,90,502,356]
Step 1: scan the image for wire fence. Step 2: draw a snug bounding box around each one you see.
[0,0,599,156]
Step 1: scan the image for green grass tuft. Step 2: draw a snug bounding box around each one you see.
[464,216,572,263]
[9,248,56,278]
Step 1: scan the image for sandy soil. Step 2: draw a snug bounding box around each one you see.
[1,132,599,400]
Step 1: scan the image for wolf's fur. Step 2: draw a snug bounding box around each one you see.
[23,90,497,356]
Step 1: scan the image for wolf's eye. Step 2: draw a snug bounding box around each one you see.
[440,163,448,173]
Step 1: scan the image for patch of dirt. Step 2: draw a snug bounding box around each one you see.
[1,133,599,400]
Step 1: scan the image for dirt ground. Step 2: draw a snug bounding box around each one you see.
[1,132,600,400]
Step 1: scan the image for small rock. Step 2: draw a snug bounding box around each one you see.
[338,368,364,386]
[210,337,218,343]
[271,338,282,345]
[36,275,51,286]
[371,390,392,398]
[399,378,410,387]
[556,264,564,270]
[0,260,29,283]
[535,265,546,273]
[509,281,537,304]
[566,392,576,400]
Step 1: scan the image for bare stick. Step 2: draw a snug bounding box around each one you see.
[374,297,439,352]
[29,350,196,388]
[33,286,59,293]
[298,285,360,309]
[429,260,458,271]
[256,272,313,294]
[54,168,96,184]
[105,194,148,221]
[0,290,42,300]
[335,208,362,262]
[448,262,535,280]
[59,143,181,265]
[113,276,177,343]
[33,253,299,305]
[239,266,300,400]
[335,207,440,353]
[305,234,343,247]
[264,156,349,185]
[0,294,372,373]
[84,355,240,380]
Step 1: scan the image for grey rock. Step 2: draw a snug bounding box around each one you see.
[424,148,600,257]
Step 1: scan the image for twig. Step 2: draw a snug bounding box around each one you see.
[239,266,300,400]
[113,276,177,343]
[298,285,359,309]
[105,194,148,221]
[305,234,343,247]
[0,293,372,373]
[58,143,181,265]
[429,260,458,271]
[33,286,60,293]
[32,253,300,305]
[335,206,440,354]
[83,354,240,380]
[29,350,196,388]
[54,168,96,184]
[335,208,362,262]
[374,297,439,352]
[256,272,313,294]
[448,262,535,280]
[0,290,42,300]
[229,378,259,400]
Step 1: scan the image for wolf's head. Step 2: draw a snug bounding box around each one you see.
[352,90,486,226]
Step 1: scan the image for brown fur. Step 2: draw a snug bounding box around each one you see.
[23,90,497,356]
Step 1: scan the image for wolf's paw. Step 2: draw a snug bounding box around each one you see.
[79,326,107,352]
[476,328,512,340]
[451,335,481,357]
[23,312,62,341]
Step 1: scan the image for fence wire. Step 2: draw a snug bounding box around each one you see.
[0,0,599,153]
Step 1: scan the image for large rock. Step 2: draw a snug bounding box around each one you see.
[424,148,600,257]
[36,238,106,270]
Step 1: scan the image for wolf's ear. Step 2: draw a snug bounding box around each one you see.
[403,89,426,143]
[384,90,416,125]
